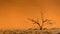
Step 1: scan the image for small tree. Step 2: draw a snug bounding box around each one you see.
[28,9,54,30]
[27,7,54,30]
[28,18,53,30]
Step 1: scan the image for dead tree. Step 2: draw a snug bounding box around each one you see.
[28,8,53,30]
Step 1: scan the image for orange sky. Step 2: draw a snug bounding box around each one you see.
[0,0,60,30]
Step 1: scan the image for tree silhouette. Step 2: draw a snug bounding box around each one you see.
[28,9,54,30]
[28,18,53,30]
